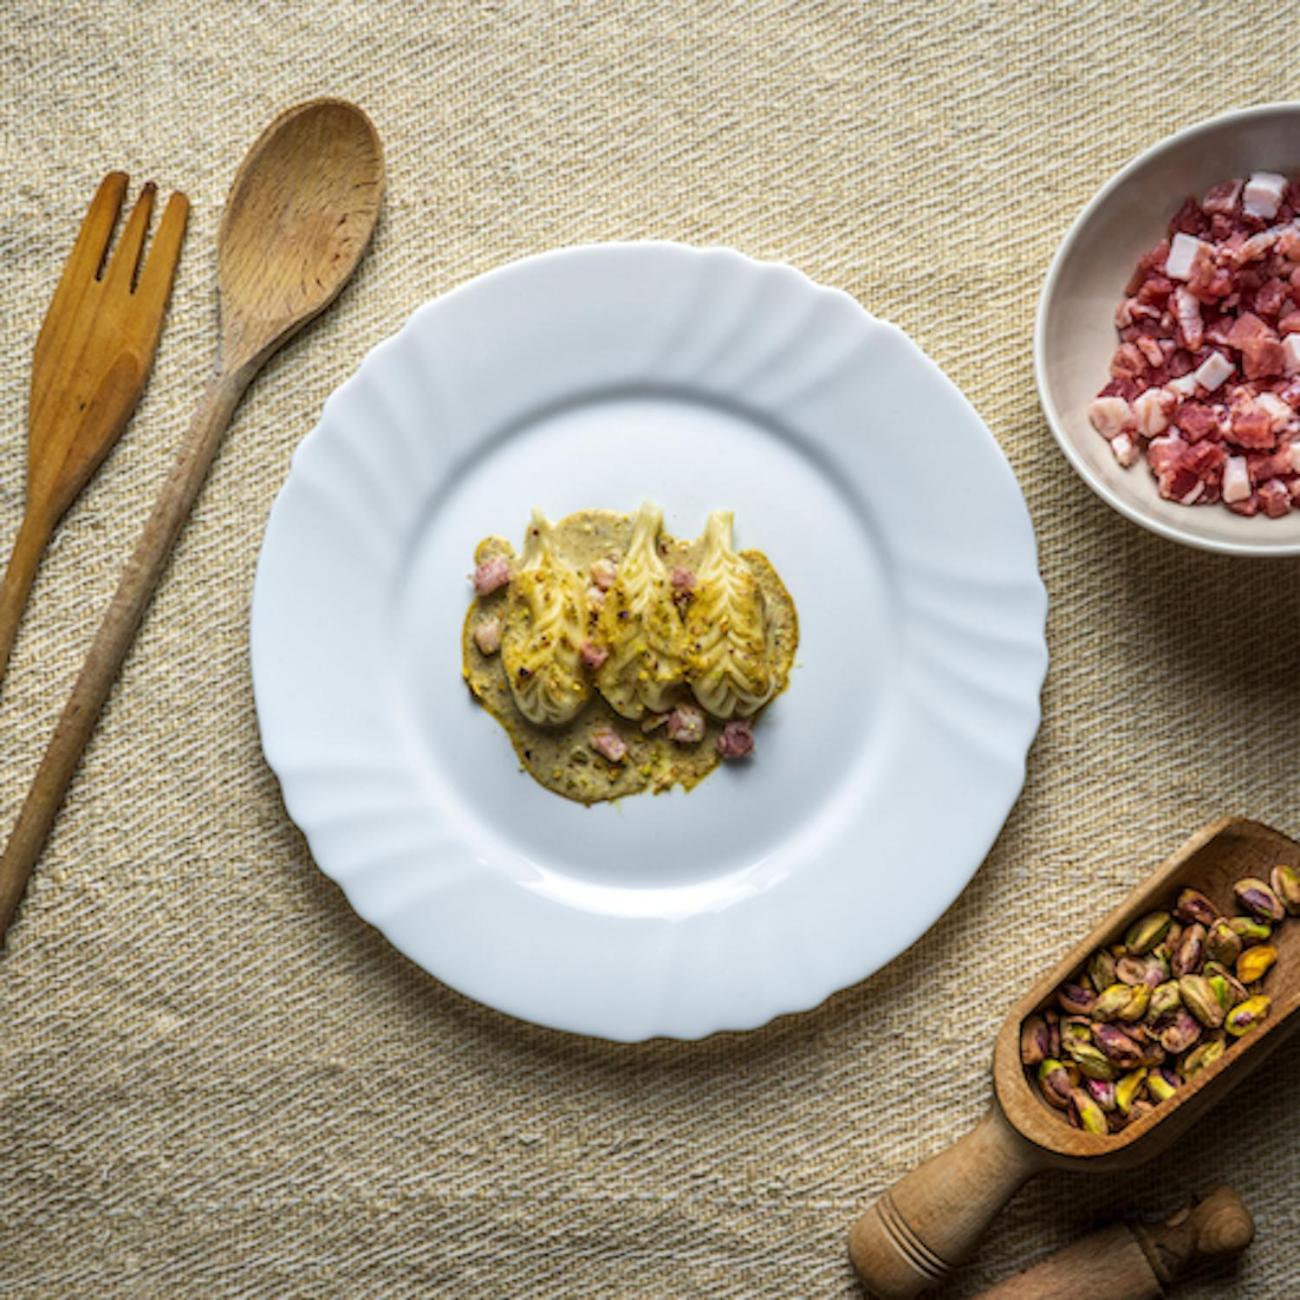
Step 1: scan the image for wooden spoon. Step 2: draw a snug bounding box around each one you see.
[0,99,383,940]
[848,817,1300,1298]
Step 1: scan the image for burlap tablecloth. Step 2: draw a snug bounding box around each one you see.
[3,3,1298,1295]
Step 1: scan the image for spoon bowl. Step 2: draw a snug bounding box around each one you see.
[219,98,383,368]
[849,817,1300,1297]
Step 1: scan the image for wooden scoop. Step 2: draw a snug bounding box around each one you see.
[0,100,383,941]
[848,817,1300,1298]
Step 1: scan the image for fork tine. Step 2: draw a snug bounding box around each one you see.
[134,190,190,310]
[102,181,156,291]
[32,172,129,368]
[62,172,128,287]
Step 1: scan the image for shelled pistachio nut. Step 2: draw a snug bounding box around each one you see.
[1233,878,1285,924]
[1069,1086,1108,1135]
[1057,981,1096,1016]
[1087,949,1117,991]
[1117,954,1167,988]
[1179,974,1226,1028]
[1043,1009,1062,1058]
[1116,982,1150,1022]
[1020,1014,1051,1066]
[1114,1068,1147,1115]
[1092,1024,1144,1069]
[1147,1069,1179,1103]
[1037,1058,1074,1109]
[1069,1040,1118,1079]
[1092,983,1133,1021]
[1174,887,1217,927]
[1206,918,1243,965]
[1124,911,1171,954]
[1228,916,1271,946]
[1125,1097,1155,1122]
[1204,961,1249,1005]
[1206,974,1232,1014]
[1236,944,1277,984]
[1271,863,1300,915]
[1060,1017,1093,1050]
[1158,1007,1202,1054]
[1225,995,1271,1038]
[1138,1035,1167,1068]
[1182,1037,1225,1077]
[1149,980,1182,1019]
[1170,923,1206,978]
[1085,1077,1117,1112]
[1125,1025,1166,1068]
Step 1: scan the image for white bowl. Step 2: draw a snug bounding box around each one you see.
[1036,103,1300,556]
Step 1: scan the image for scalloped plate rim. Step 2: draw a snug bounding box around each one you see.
[251,240,1048,1041]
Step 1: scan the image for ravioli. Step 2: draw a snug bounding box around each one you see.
[499,509,591,726]
[462,505,798,805]
[593,502,688,720]
[684,510,775,718]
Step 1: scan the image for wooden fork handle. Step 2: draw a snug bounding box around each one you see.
[848,1105,1046,1298]
[0,366,250,939]
[0,510,54,695]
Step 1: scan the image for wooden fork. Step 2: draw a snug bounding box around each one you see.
[0,173,188,694]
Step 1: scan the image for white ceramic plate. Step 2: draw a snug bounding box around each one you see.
[251,243,1047,1041]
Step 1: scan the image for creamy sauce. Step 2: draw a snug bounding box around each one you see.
[462,508,798,805]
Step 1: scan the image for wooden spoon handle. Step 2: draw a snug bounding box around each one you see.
[848,1105,1045,1298]
[0,510,54,695]
[0,367,249,939]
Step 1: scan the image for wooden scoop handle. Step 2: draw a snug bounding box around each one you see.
[848,1105,1045,1297]
[974,1184,1255,1299]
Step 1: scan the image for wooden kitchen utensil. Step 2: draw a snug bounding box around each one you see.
[973,1185,1254,1300]
[848,817,1300,1298]
[0,173,188,694]
[0,99,383,941]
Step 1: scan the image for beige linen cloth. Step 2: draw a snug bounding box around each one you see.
[2,3,1297,1296]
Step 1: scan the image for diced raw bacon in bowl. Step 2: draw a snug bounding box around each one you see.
[1223,455,1251,503]
[1243,172,1286,220]
[1110,432,1140,468]
[1091,169,1300,519]
[1133,388,1174,436]
[1258,478,1293,517]
[1088,395,1133,438]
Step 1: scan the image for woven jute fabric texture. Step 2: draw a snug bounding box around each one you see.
[2,2,1298,1295]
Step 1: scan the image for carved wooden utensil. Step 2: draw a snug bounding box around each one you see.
[0,99,383,941]
[849,817,1300,1298]
[0,173,188,694]
[974,1185,1254,1300]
